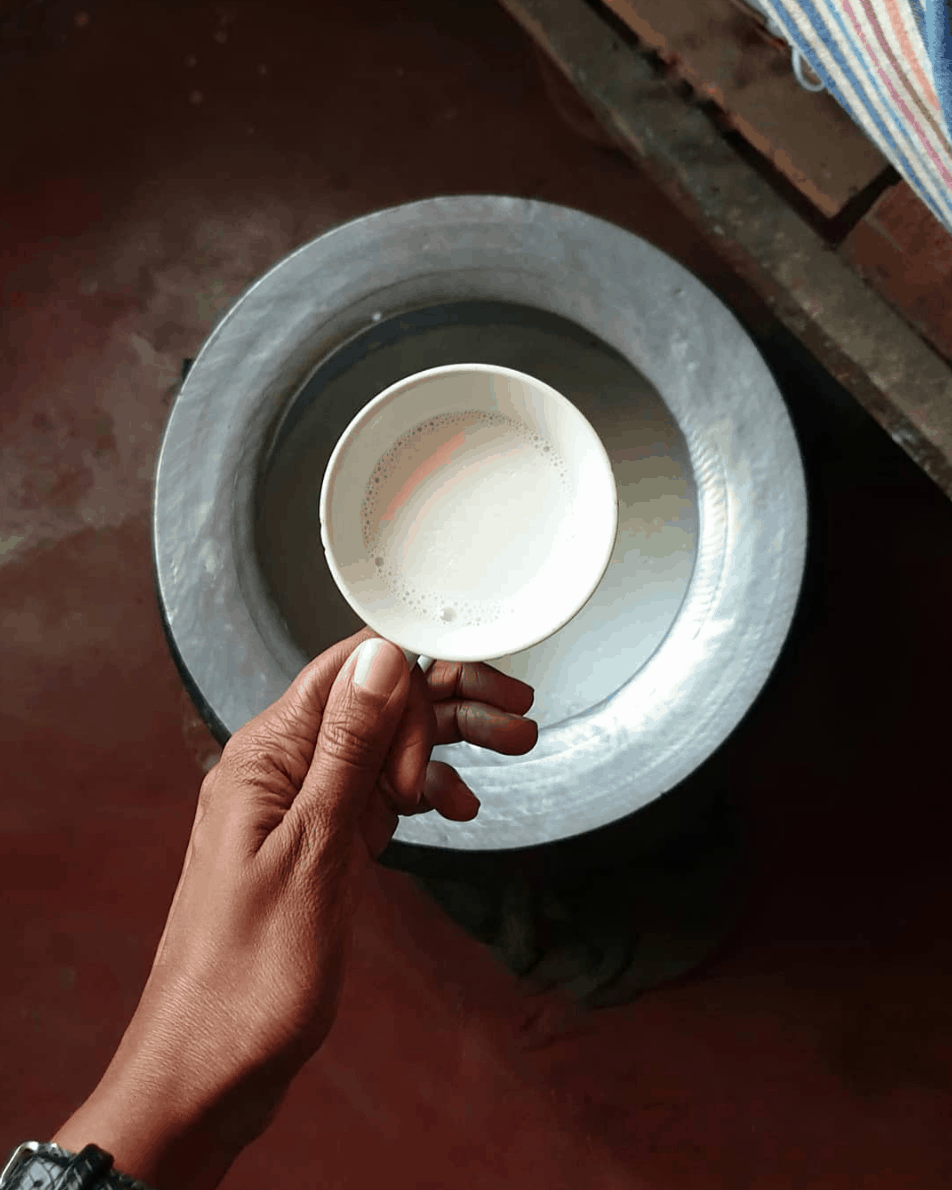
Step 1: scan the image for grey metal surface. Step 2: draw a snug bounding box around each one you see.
[152,195,807,851]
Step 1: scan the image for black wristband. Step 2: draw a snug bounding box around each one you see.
[0,1142,157,1190]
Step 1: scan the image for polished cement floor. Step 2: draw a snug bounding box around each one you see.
[2,0,952,1186]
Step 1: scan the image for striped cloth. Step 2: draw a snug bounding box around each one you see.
[753,0,952,236]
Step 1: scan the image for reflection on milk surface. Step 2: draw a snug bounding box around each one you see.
[359,409,576,632]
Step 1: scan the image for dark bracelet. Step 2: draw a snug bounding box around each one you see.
[0,1142,157,1190]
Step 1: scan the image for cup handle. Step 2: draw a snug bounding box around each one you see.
[402,649,435,673]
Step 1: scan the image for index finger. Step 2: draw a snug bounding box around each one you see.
[426,660,535,717]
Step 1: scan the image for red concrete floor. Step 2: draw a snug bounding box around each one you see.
[2,0,952,1187]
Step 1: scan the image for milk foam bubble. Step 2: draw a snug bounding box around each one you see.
[360,409,574,633]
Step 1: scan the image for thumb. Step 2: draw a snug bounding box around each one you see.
[292,638,409,844]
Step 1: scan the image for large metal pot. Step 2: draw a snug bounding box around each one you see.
[152,195,807,855]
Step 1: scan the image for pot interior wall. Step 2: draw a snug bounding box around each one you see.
[254,299,697,728]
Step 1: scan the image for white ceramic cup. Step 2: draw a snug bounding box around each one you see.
[319,363,618,674]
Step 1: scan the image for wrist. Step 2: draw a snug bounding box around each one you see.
[51,1082,241,1190]
[51,1047,292,1190]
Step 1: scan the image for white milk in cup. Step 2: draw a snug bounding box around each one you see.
[320,364,618,671]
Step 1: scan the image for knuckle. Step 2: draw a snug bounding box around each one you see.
[220,717,305,784]
[219,724,261,775]
[319,715,376,772]
[449,661,467,694]
[219,734,271,784]
[456,700,478,740]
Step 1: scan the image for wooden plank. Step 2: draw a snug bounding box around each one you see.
[840,181,952,367]
[598,0,889,218]
[496,0,952,498]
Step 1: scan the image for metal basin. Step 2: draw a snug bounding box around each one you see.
[152,196,807,852]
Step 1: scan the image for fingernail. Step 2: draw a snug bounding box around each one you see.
[352,638,402,697]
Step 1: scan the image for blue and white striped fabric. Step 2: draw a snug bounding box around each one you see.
[752,0,952,236]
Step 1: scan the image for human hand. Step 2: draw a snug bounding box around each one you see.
[53,627,537,1190]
